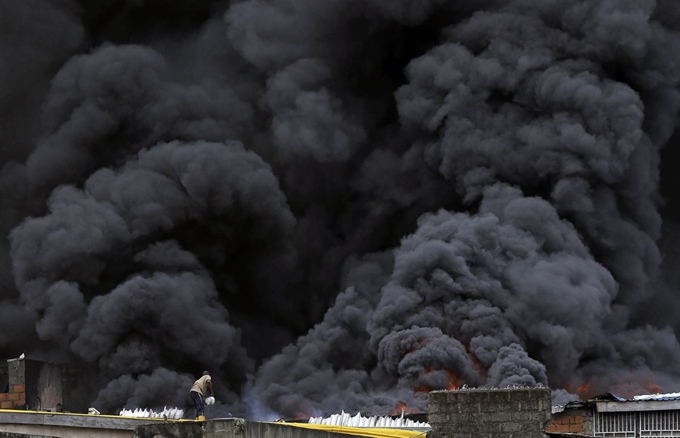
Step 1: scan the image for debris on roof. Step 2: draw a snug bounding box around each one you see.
[589,393,626,402]
[119,407,184,419]
[308,411,430,429]
[309,411,430,428]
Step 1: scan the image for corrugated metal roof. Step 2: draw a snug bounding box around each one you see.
[587,392,680,403]
[632,392,680,402]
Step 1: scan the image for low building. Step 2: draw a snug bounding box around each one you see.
[0,356,85,413]
[547,392,680,437]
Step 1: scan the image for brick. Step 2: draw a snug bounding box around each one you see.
[428,413,449,423]
[12,384,25,393]
[545,422,570,433]
[7,392,19,401]
[11,400,25,408]
[0,394,6,402]
[568,424,584,433]
[490,412,510,422]
[1,400,13,409]
[500,422,522,433]
[521,400,539,410]
[531,411,549,422]
[511,411,530,421]
[457,422,478,434]
[483,422,502,433]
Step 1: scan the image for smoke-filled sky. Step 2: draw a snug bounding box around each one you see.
[2,0,680,419]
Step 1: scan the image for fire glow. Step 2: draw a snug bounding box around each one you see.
[391,401,421,416]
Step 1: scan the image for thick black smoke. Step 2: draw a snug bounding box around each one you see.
[2,0,680,419]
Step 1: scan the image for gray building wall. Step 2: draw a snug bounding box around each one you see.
[428,387,552,438]
[0,434,57,438]
[133,419,246,438]
[0,411,167,438]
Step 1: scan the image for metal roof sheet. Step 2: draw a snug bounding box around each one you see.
[589,392,680,403]
[631,393,680,402]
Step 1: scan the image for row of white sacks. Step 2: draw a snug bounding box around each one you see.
[119,407,184,419]
[308,410,430,428]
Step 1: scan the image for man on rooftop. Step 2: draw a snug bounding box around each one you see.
[189,371,214,420]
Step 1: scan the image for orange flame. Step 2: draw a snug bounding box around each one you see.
[414,385,430,394]
[646,381,662,394]
[413,369,462,394]
[610,378,662,399]
[464,344,488,379]
[391,401,420,415]
[565,373,664,401]
[290,404,312,421]
[446,370,460,390]
[564,381,594,400]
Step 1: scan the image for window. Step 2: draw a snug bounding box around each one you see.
[596,410,680,438]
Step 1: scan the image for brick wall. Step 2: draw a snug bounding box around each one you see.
[1,359,26,410]
[428,387,552,438]
[0,384,26,410]
[545,408,593,435]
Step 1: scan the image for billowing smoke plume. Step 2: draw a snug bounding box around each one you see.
[2,0,680,419]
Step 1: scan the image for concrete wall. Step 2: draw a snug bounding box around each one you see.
[0,423,131,438]
[20,360,65,412]
[0,433,57,438]
[207,420,246,438]
[133,418,244,438]
[7,362,23,389]
[132,421,203,438]
[1,360,26,410]
[34,365,62,412]
[0,365,9,393]
[0,411,175,438]
[428,387,552,438]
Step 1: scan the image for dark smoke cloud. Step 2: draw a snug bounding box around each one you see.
[0,0,86,352]
[2,0,680,420]
[93,367,194,413]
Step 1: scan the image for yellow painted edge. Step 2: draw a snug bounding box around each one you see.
[272,422,428,438]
